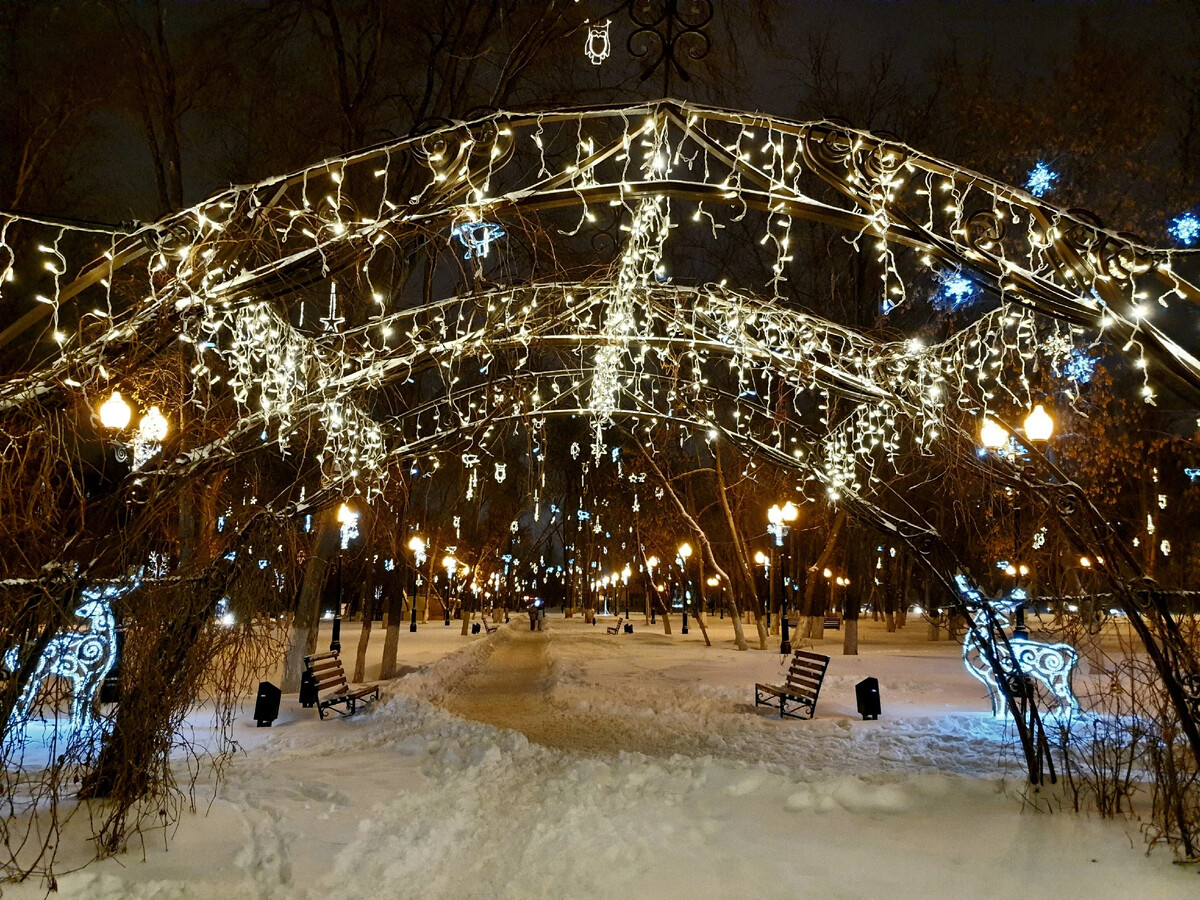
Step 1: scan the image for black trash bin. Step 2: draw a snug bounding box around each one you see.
[624,623,633,634]
[472,622,481,634]
[299,669,318,708]
[254,681,282,727]
[855,677,881,720]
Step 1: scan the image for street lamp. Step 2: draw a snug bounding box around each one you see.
[769,502,799,653]
[980,417,1008,450]
[407,535,426,632]
[646,556,659,623]
[677,542,693,635]
[99,392,171,470]
[443,554,458,625]
[1024,404,1054,442]
[99,391,132,430]
[333,502,358,652]
[622,564,631,616]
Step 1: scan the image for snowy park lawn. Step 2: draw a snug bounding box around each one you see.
[8,614,1197,899]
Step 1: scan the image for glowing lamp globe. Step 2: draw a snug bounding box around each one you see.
[678,542,693,560]
[337,502,355,524]
[408,535,425,553]
[781,500,799,522]
[99,391,132,430]
[754,551,768,565]
[1024,404,1054,442]
[979,417,1008,450]
[767,504,783,525]
[138,406,169,442]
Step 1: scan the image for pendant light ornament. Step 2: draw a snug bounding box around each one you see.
[584,19,611,65]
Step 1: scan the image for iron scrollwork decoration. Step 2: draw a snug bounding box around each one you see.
[625,0,714,92]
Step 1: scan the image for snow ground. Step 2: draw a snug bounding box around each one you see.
[7,614,1198,899]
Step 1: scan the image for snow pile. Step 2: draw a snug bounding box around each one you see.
[8,616,1197,899]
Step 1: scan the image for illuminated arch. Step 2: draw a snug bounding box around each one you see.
[3,100,1200,782]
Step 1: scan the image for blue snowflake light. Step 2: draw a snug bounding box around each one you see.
[1025,161,1059,198]
[1059,347,1097,384]
[451,221,506,259]
[933,271,980,311]
[1185,468,1200,482]
[1169,211,1200,247]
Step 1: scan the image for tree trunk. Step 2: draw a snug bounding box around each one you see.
[843,618,858,655]
[843,586,859,655]
[805,511,845,640]
[282,511,339,692]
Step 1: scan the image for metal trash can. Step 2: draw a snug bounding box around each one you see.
[254,681,282,727]
[855,677,881,720]
[299,670,318,708]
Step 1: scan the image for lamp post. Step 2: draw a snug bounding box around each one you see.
[622,565,631,617]
[1020,405,1053,634]
[443,554,457,625]
[647,556,659,624]
[677,542,693,634]
[333,502,358,652]
[768,501,799,654]
[407,535,426,632]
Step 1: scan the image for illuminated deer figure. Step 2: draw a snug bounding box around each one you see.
[955,576,1079,722]
[4,585,122,734]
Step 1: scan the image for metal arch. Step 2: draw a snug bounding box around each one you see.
[10,100,1200,381]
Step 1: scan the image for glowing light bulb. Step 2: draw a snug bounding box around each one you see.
[99,391,132,430]
[980,417,1008,450]
[138,406,169,442]
[1024,404,1054,442]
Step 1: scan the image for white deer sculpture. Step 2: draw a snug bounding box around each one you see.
[4,584,123,734]
[955,576,1079,722]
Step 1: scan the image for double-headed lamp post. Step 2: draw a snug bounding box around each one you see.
[981,407,1054,640]
[99,391,171,470]
[677,542,693,635]
[407,535,426,632]
[333,502,358,652]
[768,501,799,654]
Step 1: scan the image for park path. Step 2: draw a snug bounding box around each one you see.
[436,625,559,737]
[435,624,679,757]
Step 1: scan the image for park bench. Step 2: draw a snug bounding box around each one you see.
[823,613,842,630]
[302,650,380,719]
[606,616,624,635]
[481,618,497,634]
[754,650,830,719]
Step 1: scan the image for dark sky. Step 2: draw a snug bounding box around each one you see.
[73,1,1199,218]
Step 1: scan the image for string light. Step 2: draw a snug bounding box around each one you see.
[4,584,128,735]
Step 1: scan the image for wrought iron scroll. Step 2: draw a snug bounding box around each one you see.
[625,0,714,94]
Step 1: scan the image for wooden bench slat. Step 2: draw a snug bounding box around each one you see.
[303,650,379,720]
[787,665,826,679]
[754,650,829,720]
